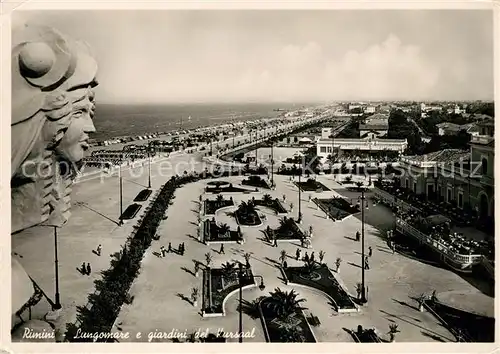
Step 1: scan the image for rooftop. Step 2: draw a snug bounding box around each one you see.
[403,149,470,165]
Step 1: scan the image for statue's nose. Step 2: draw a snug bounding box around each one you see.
[84,114,96,133]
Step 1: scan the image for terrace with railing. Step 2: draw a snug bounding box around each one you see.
[395,211,492,267]
[373,181,478,227]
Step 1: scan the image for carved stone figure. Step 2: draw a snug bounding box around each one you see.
[11,23,98,330]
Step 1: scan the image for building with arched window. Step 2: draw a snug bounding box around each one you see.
[393,118,494,234]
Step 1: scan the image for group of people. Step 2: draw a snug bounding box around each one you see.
[80,244,103,276]
[159,242,186,257]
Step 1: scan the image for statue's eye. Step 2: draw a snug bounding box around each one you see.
[72,110,84,118]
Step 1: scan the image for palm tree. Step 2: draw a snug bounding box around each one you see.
[318,250,325,264]
[279,250,287,265]
[279,217,296,235]
[388,324,400,342]
[218,223,230,237]
[221,261,237,284]
[205,252,213,268]
[415,293,427,312]
[267,288,307,321]
[244,252,251,268]
[191,287,199,307]
[262,194,273,205]
[238,201,256,215]
[303,257,318,275]
[216,194,224,205]
[335,257,342,273]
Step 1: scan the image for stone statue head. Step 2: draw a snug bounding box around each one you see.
[11,24,98,233]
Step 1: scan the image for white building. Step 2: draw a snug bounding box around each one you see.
[364,106,376,114]
[316,137,408,159]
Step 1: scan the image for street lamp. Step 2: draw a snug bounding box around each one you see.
[270,138,274,187]
[119,154,124,226]
[52,226,61,310]
[238,263,265,343]
[359,188,369,304]
[147,148,153,189]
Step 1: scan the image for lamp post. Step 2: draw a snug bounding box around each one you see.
[147,148,152,189]
[298,165,302,222]
[359,188,368,303]
[119,155,123,226]
[270,138,274,187]
[53,226,61,310]
[238,263,265,343]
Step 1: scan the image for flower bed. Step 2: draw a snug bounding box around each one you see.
[349,326,382,342]
[266,218,305,242]
[235,209,262,226]
[120,203,142,220]
[204,199,234,215]
[295,179,330,192]
[202,219,242,243]
[205,183,255,194]
[254,198,287,214]
[313,198,360,220]
[424,299,494,342]
[133,189,152,202]
[202,267,255,315]
[282,264,358,312]
[242,175,271,189]
[258,297,316,342]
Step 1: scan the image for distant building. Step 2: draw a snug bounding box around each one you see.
[364,106,376,114]
[395,118,493,221]
[316,137,407,159]
[436,122,480,136]
[359,113,389,139]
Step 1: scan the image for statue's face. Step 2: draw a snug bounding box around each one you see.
[56,86,96,164]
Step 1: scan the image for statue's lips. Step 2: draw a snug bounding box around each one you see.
[80,141,90,150]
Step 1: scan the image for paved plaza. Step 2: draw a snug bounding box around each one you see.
[12,146,494,342]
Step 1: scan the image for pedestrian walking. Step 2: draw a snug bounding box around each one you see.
[283,194,286,202]
[81,262,86,275]
[96,244,102,256]
[355,231,360,242]
[86,262,91,276]
[304,252,309,263]
[364,256,369,270]
[310,252,315,263]
[295,248,301,261]
[391,241,395,254]
[168,242,172,252]
[181,242,185,255]
[160,246,166,257]
[368,246,372,257]
[220,244,225,254]
[356,285,361,299]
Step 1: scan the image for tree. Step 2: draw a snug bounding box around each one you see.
[205,252,213,268]
[267,288,307,321]
[262,194,273,205]
[216,194,224,205]
[218,223,230,237]
[279,250,287,265]
[335,257,342,272]
[191,287,199,307]
[318,250,325,264]
[415,293,427,312]
[388,323,400,342]
[244,253,251,268]
[221,261,237,284]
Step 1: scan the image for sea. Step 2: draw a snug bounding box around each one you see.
[90,102,316,141]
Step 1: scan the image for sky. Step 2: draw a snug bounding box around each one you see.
[13,10,494,104]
